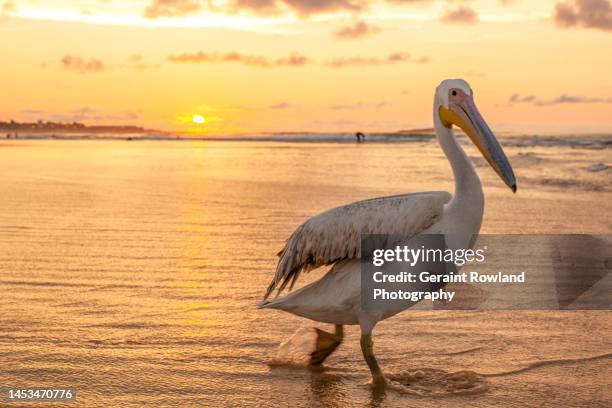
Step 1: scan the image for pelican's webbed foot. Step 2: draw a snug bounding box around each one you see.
[309,324,344,365]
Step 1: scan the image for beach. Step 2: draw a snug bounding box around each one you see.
[0,138,610,407]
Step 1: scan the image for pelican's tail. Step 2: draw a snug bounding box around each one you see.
[257,287,328,324]
[258,277,312,310]
[257,296,285,310]
[263,264,302,300]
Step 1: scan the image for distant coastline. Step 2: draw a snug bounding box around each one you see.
[0,120,164,138]
[1,120,611,149]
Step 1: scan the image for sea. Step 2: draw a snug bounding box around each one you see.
[0,138,610,407]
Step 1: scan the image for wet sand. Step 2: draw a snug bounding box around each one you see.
[0,139,610,407]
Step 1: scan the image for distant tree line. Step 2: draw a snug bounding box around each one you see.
[0,120,145,134]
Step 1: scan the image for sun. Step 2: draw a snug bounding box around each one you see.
[192,114,205,124]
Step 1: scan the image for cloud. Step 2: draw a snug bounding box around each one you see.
[537,94,612,105]
[269,102,292,109]
[235,0,448,17]
[49,54,157,73]
[20,109,45,116]
[229,0,279,15]
[167,51,309,67]
[2,0,16,13]
[385,0,431,3]
[144,0,201,19]
[509,93,536,103]
[325,52,410,67]
[509,92,612,105]
[278,53,309,66]
[173,0,486,20]
[73,106,96,115]
[334,20,380,39]
[138,1,500,21]
[440,6,479,24]
[230,0,368,17]
[168,50,426,69]
[287,0,364,16]
[124,54,159,71]
[61,54,105,73]
[224,1,454,18]
[554,0,612,31]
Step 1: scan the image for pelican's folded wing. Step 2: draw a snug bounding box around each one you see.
[265,191,451,298]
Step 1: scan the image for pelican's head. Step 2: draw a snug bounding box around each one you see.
[435,79,517,193]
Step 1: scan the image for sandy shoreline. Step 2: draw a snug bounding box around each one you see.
[0,140,609,407]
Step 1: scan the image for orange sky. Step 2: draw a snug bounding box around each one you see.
[0,0,611,135]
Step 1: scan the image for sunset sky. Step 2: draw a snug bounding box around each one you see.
[1,0,611,134]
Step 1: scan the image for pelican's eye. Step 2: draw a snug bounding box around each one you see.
[451,90,457,96]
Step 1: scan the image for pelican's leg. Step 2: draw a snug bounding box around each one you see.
[309,324,344,365]
[360,332,386,387]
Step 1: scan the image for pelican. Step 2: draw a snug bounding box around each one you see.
[259,79,516,387]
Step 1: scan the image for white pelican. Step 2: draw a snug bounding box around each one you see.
[259,79,516,387]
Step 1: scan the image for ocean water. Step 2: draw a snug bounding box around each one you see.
[0,140,610,407]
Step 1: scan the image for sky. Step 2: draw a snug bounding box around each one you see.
[0,0,611,135]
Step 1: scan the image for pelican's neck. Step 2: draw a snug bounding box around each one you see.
[434,113,484,216]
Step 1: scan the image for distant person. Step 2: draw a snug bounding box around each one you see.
[355,132,366,143]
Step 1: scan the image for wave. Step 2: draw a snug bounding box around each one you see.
[483,352,612,377]
[4,132,612,147]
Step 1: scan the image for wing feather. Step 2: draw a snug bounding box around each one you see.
[264,191,451,298]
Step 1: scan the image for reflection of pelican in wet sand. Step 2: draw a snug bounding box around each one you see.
[355,132,366,143]
[259,79,517,387]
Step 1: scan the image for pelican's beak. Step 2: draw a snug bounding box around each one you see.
[439,94,517,192]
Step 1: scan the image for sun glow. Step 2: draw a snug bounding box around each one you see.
[3,1,612,134]
[192,114,205,124]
